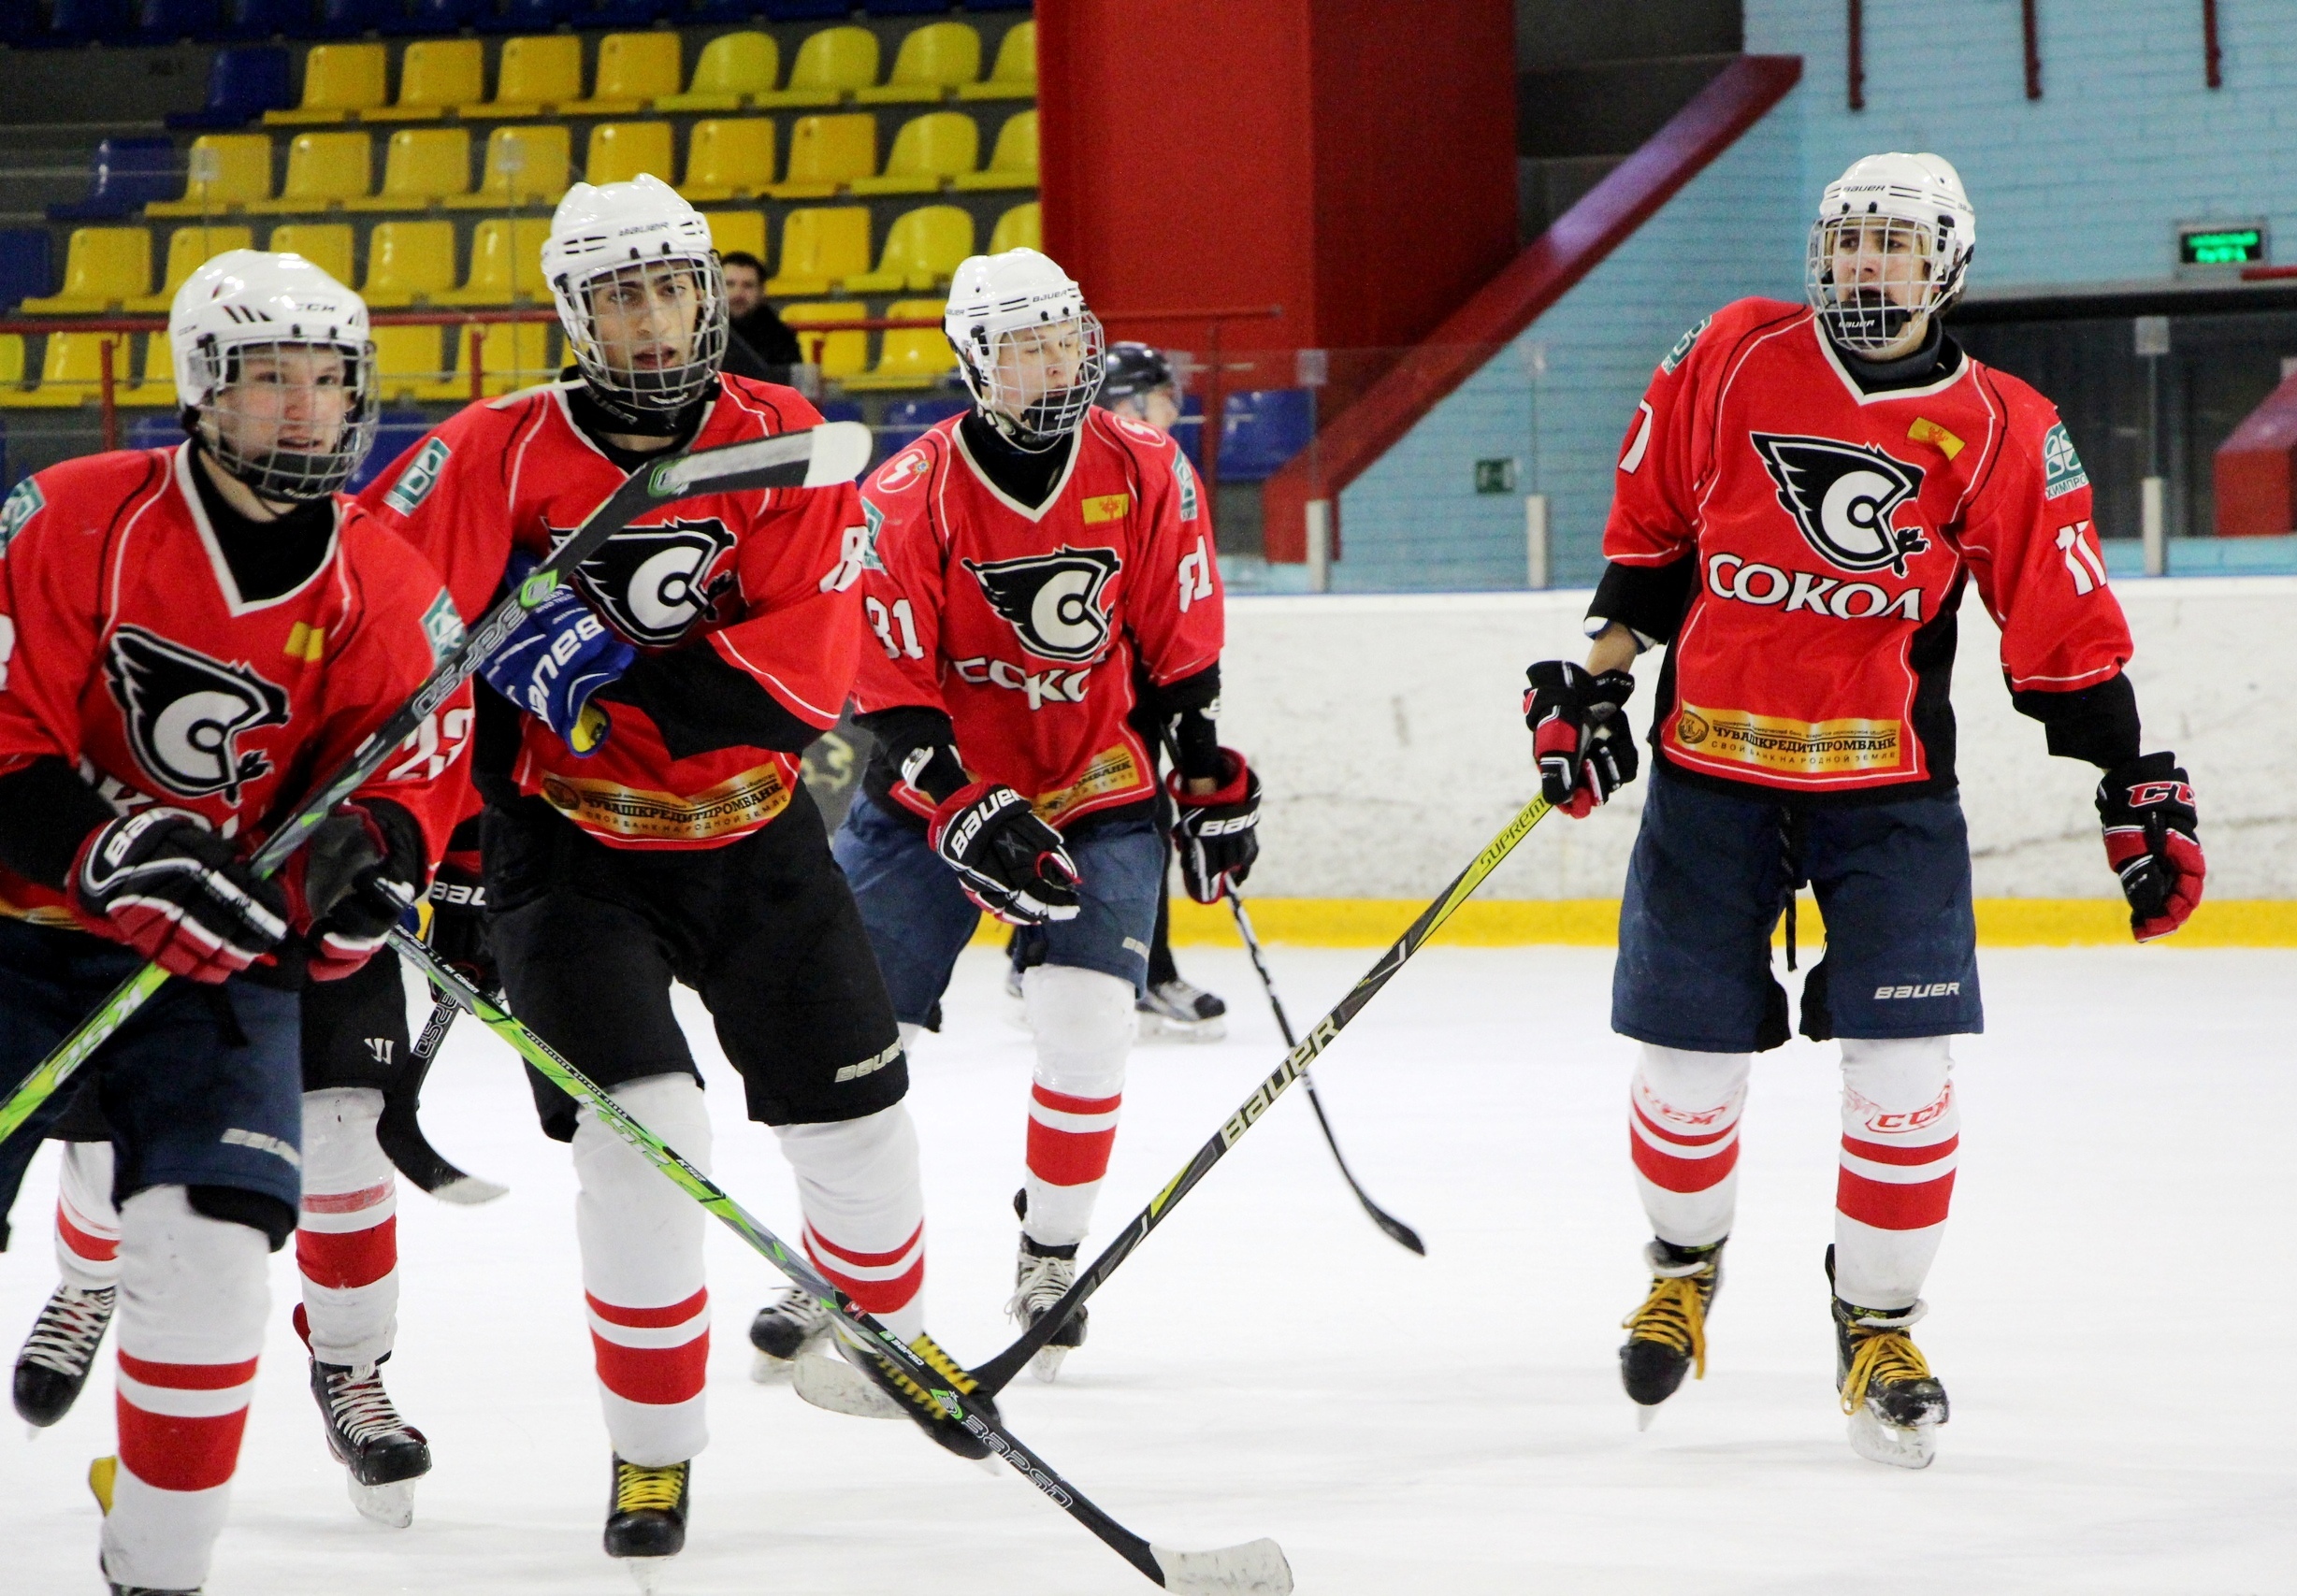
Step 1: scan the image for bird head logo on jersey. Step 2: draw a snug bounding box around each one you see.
[1751,434,1929,577]
[559,520,739,647]
[962,546,1122,663]
[104,626,290,804]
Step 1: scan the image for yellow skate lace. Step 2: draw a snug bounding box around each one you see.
[614,1460,686,1514]
[1621,1272,1710,1379]
[1840,1329,1933,1416]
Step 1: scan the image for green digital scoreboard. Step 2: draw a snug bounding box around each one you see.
[2176,220,2268,273]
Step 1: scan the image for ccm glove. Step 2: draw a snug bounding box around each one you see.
[929,781,1080,927]
[478,553,633,758]
[281,800,427,981]
[1168,749,1261,904]
[2096,752,2205,942]
[1524,660,1639,817]
[67,812,289,984]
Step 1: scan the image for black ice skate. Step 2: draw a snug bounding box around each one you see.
[1833,1295,1950,1469]
[605,1456,688,1592]
[1136,977,1227,1042]
[310,1358,431,1528]
[1008,1231,1089,1382]
[14,1282,114,1430]
[747,1285,833,1383]
[1619,1238,1724,1427]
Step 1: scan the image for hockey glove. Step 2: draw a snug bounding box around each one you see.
[67,812,289,984]
[929,781,1081,927]
[1524,660,1640,817]
[1168,749,1261,904]
[2096,752,2205,942]
[422,842,497,998]
[478,553,633,758]
[280,799,428,981]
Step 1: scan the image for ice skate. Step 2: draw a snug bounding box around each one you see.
[1834,1295,1949,1469]
[310,1359,431,1528]
[1136,977,1227,1042]
[1009,1231,1088,1382]
[605,1455,688,1591]
[747,1285,833,1383]
[1619,1239,1723,1427]
[13,1282,114,1431]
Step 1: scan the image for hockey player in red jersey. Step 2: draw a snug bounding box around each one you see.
[1523,154,2204,1468]
[0,250,467,1594]
[771,249,1258,1384]
[360,175,978,1582]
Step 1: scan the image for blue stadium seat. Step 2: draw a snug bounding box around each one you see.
[218,0,311,38]
[135,0,221,39]
[398,0,475,29]
[1217,390,1315,482]
[867,0,956,12]
[1175,394,1205,471]
[681,0,754,19]
[472,0,571,32]
[0,2,40,47]
[349,410,432,494]
[877,395,965,462]
[49,138,181,222]
[168,47,293,128]
[572,0,665,24]
[311,0,402,34]
[44,0,133,44]
[763,0,848,19]
[0,229,54,314]
[816,399,864,425]
[128,414,184,453]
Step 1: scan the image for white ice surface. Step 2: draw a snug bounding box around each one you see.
[5,944,2294,1593]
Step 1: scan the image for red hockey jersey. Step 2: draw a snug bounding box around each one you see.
[0,444,470,927]
[851,408,1222,827]
[359,377,865,850]
[1604,297,2133,796]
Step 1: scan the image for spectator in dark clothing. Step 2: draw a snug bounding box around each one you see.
[718,252,802,380]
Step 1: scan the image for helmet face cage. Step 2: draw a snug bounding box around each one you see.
[556,251,729,420]
[958,309,1106,452]
[1807,208,1969,357]
[191,336,379,502]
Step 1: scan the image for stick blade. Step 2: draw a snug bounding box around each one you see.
[801,419,875,485]
[791,1352,903,1420]
[655,420,874,499]
[1151,1539,1293,1596]
[1368,1206,1427,1256]
[426,1172,510,1206]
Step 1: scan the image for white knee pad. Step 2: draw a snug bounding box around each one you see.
[114,1186,269,1368]
[1023,964,1134,1100]
[776,1102,918,1204]
[1834,1036,1958,1311]
[1841,1035,1955,1119]
[775,1104,926,1339]
[1629,1044,1753,1250]
[574,1073,712,1309]
[56,1139,121,1291]
[1636,1043,1753,1114]
[300,1088,390,1194]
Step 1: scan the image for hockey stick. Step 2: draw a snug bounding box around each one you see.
[0,422,874,1153]
[1224,888,1425,1255]
[374,986,507,1205]
[383,927,1291,1596]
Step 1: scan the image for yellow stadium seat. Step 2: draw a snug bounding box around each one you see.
[368,40,485,123]
[842,205,971,294]
[763,207,869,296]
[0,332,131,408]
[467,35,583,119]
[988,199,1040,254]
[148,135,272,216]
[960,21,1035,101]
[265,43,389,126]
[677,119,774,202]
[567,33,682,116]
[256,131,371,212]
[447,125,571,209]
[701,210,766,264]
[756,25,876,109]
[843,296,956,390]
[438,216,552,305]
[587,122,674,187]
[267,223,354,284]
[768,113,874,199]
[22,227,152,313]
[372,324,448,401]
[856,22,979,106]
[119,335,180,408]
[123,224,253,312]
[657,31,777,113]
[349,127,471,210]
[851,111,975,195]
[0,335,24,390]
[953,108,1036,191]
[778,302,867,381]
[415,322,555,400]
[360,219,457,306]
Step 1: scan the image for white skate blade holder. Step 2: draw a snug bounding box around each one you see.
[750,1346,801,1386]
[1848,1405,1938,1469]
[624,1554,674,1595]
[1029,1344,1068,1383]
[348,1472,417,1529]
[1151,1538,1293,1595]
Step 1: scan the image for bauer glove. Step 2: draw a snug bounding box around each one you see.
[422,827,496,998]
[1168,749,1261,904]
[479,553,633,758]
[929,781,1081,927]
[67,812,289,984]
[1524,660,1639,817]
[2095,752,2204,942]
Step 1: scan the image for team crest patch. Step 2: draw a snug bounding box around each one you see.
[2042,422,2089,499]
[1172,451,1201,522]
[1660,315,1712,375]
[963,546,1121,663]
[383,439,450,516]
[1750,433,1929,577]
[105,626,290,803]
[420,589,465,665]
[0,478,44,554]
[565,520,738,647]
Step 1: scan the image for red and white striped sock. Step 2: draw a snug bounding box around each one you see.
[101,1186,268,1594]
[1833,1036,1959,1308]
[54,1139,120,1293]
[780,1105,926,1343]
[295,1088,398,1369]
[1627,1044,1751,1249]
[1020,966,1133,1248]
[573,1074,712,1467]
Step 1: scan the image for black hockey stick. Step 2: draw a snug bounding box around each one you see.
[1225,888,1425,1255]
[374,985,507,1205]
[384,927,1291,1596]
[0,422,874,1151]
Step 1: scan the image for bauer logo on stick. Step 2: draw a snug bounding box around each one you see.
[104,626,290,803]
[1751,433,1929,577]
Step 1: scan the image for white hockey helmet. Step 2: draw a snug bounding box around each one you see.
[1806,152,1976,355]
[944,247,1105,451]
[169,248,377,501]
[542,174,728,422]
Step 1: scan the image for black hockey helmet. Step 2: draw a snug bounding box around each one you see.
[1095,342,1176,409]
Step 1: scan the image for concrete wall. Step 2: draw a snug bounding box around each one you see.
[1219,577,2297,901]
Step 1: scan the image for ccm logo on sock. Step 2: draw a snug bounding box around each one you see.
[1873,982,1961,999]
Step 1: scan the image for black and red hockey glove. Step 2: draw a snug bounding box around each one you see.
[1168,749,1261,904]
[1524,660,1639,817]
[2095,752,2204,942]
[280,799,428,981]
[67,812,289,984]
[423,831,496,997]
[929,781,1081,927]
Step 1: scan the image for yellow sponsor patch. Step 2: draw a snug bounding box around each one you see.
[283,622,325,663]
[1080,493,1131,525]
[1907,417,1965,460]
[1673,703,1903,775]
[540,762,793,842]
[1031,743,1143,825]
